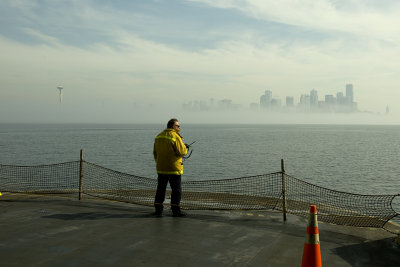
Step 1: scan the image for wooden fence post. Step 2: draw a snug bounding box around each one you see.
[281,159,287,222]
[79,149,83,200]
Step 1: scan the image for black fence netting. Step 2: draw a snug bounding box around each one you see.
[82,161,157,206]
[281,174,398,229]
[0,161,79,196]
[1,160,399,232]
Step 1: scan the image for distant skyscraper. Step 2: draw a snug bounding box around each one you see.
[286,96,294,107]
[260,95,267,107]
[260,90,272,109]
[325,95,336,105]
[336,92,344,105]
[300,94,310,104]
[310,89,318,108]
[264,90,272,107]
[346,84,354,103]
[299,94,311,111]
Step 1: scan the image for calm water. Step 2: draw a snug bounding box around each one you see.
[1,123,399,198]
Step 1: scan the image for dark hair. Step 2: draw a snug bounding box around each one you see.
[167,118,178,128]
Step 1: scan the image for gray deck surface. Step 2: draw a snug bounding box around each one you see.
[1,193,399,267]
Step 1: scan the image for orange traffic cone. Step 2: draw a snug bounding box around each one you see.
[301,205,322,267]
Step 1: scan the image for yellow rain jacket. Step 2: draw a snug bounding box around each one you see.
[153,128,188,175]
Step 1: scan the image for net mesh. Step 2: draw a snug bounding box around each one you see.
[282,174,397,228]
[1,160,398,231]
[0,161,79,196]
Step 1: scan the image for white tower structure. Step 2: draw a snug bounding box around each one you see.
[57,85,63,103]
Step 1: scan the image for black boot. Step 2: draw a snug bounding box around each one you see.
[172,209,186,217]
[154,204,163,217]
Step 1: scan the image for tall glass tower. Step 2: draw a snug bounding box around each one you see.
[310,89,318,108]
[260,90,272,108]
[346,84,354,103]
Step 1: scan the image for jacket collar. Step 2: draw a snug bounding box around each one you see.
[165,128,180,134]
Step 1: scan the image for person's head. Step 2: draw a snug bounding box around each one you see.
[167,118,180,130]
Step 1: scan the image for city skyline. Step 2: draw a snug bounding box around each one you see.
[259,83,357,113]
[183,83,387,114]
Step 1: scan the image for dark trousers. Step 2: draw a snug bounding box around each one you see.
[154,174,182,212]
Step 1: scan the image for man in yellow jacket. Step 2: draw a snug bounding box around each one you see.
[153,118,188,216]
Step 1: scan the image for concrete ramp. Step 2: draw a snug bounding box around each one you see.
[1,194,399,266]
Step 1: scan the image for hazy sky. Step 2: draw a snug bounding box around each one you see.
[1,0,399,124]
